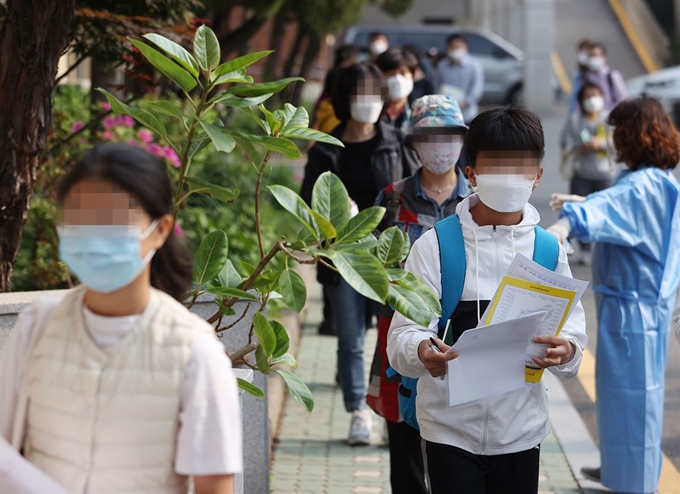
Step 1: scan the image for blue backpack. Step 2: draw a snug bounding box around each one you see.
[390,214,560,430]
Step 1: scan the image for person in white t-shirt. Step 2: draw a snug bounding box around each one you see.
[0,143,242,494]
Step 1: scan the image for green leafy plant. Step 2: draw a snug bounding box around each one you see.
[98,25,441,413]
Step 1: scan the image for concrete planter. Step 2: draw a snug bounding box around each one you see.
[0,290,269,494]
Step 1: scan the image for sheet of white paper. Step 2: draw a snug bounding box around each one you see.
[446,311,547,407]
[0,436,67,494]
[477,254,588,365]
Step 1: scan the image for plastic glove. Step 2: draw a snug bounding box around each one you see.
[349,199,359,218]
[547,219,571,244]
[549,193,586,211]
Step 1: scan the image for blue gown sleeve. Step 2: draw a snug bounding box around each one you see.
[560,171,678,262]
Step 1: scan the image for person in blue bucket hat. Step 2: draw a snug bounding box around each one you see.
[548,97,680,494]
[368,94,471,494]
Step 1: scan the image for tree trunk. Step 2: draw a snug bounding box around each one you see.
[0,0,76,291]
[290,32,321,107]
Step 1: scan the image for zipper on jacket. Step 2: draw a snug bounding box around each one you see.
[481,403,491,452]
[492,226,501,285]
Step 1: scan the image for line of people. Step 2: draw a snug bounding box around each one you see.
[303,36,680,493]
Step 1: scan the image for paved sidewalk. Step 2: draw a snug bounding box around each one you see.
[270,284,581,493]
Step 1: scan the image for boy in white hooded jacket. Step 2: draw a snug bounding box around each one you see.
[387,107,588,493]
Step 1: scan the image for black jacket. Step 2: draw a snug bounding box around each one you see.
[301,121,420,285]
[300,121,419,205]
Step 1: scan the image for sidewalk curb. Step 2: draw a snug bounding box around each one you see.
[544,372,611,493]
[267,264,316,448]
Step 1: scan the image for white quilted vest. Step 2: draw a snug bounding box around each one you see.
[23,286,213,494]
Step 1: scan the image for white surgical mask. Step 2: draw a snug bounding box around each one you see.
[577,50,590,66]
[588,56,605,71]
[475,174,536,212]
[387,74,414,100]
[350,96,383,124]
[448,48,467,61]
[414,140,464,175]
[369,40,388,57]
[582,95,605,114]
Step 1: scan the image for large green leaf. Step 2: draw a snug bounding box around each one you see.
[282,127,344,147]
[144,100,185,122]
[238,108,271,134]
[329,250,389,303]
[185,176,239,203]
[206,286,259,302]
[237,378,265,398]
[275,103,298,128]
[400,230,411,261]
[200,121,236,153]
[377,227,406,266]
[278,268,307,313]
[194,25,221,71]
[258,105,278,135]
[211,93,274,108]
[386,268,408,281]
[228,77,304,97]
[311,172,351,233]
[98,89,172,144]
[143,33,199,77]
[282,105,309,131]
[268,185,317,238]
[212,69,253,86]
[130,39,197,93]
[275,369,314,413]
[270,320,290,358]
[213,50,273,78]
[254,312,276,357]
[272,353,297,369]
[218,259,242,288]
[194,231,228,285]
[255,345,270,374]
[397,272,442,317]
[387,283,434,329]
[335,206,385,244]
[261,137,302,159]
[310,210,337,241]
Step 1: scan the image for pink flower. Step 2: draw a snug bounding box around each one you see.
[127,138,138,146]
[161,146,182,168]
[101,102,112,111]
[138,129,153,144]
[148,143,164,157]
[103,116,115,130]
[102,130,114,140]
[174,223,185,238]
[123,115,135,127]
[71,121,84,133]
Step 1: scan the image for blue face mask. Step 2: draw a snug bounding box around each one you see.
[58,220,159,293]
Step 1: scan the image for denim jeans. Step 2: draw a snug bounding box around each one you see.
[327,278,377,412]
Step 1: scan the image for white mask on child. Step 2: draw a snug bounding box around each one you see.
[582,96,605,113]
[350,96,383,124]
[475,174,536,212]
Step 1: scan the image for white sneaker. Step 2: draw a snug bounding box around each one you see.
[347,409,373,446]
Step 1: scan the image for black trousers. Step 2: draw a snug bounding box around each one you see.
[423,441,540,494]
[387,421,428,494]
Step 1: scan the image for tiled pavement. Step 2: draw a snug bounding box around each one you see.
[270,283,581,494]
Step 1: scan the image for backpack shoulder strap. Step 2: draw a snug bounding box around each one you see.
[533,226,560,271]
[434,214,466,332]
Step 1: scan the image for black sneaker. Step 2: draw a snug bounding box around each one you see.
[581,466,601,483]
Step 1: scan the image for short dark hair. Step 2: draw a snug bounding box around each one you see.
[590,42,607,54]
[330,63,384,122]
[465,106,545,167]
[608,97,680,170]
[577,38,594,51]
[447,33,466,45]
[334,44,359,68]
[374,48,418,75]
[577,82,603,105]
[369,32,387,41]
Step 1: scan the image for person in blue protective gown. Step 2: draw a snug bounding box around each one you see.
[547,97,680,494]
